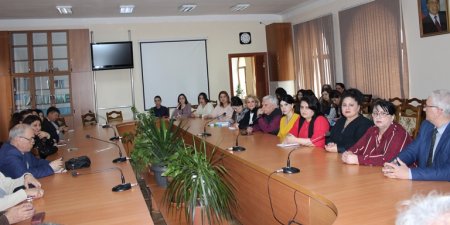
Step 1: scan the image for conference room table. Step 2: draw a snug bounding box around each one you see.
[173,118,450,225]
[17,124,153,225]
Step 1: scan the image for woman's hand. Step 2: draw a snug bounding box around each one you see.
[37,131,50,139]
[342,151,359,164]
[325,143,338,152]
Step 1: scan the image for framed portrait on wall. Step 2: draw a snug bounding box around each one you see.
[419,0,449,37]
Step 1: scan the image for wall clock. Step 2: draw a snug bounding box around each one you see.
[239,32,251,45]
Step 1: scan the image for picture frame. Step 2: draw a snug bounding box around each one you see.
[419,0,450,37]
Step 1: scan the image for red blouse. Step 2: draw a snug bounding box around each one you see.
[348,122,412,166]
[288,116,330,148]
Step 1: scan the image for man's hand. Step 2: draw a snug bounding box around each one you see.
[24,174,41,188]
[4,203,35,224]
[382,158,411,180]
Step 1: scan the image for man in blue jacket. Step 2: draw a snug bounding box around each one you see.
[0,124,64,179]
[383,89,450,181]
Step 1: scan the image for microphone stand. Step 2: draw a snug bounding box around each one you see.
[86,135,127,163]
[71,167,132,192]
[282,148,300,174]
[198,112,226,137]
[97,114,120,141]
[232,131,246,151]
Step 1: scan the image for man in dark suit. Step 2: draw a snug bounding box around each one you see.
[422,0,448,34]
[383,90,450,181]
[41,106,66,143]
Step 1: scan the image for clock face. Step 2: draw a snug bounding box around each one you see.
[240,32,251,44]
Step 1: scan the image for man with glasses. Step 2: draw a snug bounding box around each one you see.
[0,124,64,179]
[383,89,450,181]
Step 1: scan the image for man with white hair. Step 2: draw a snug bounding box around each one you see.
[247,95,282,135]
[396,192,450,225]
[383,89,450,181]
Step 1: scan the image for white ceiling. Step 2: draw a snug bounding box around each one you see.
[0,0,309,19]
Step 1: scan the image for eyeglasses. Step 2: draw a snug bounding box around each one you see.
[371,111,390,118]
[424,104,440,109]
[19,136,35,143]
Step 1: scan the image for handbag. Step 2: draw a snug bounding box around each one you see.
[65,156,91,170]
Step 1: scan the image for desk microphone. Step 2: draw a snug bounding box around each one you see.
[85,134,127,163]
[198,112,226,137]
[232,130,246,151]
[71,167,132,192]
[281,132,330,174]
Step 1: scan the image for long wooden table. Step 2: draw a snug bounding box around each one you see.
[18,125,153,225]
[174,118,450,225]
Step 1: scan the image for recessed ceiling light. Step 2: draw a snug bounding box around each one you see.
[179,4,197,12]
[56,6,72,15]
[231,3,250,12]
[120,5,135,14]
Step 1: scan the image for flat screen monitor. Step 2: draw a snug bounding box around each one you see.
[91,41,134,71]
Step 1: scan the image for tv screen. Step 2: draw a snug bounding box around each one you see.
[91,41,134,70]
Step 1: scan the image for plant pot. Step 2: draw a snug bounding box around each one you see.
[150,164,168,188]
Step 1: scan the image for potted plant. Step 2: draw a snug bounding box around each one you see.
[163,139,236,225]
[131,108,183,187]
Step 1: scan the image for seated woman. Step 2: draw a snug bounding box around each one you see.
[22,115,58,159]
[283,95,330,147]
[325,89,373,153]
[277,95,300,140]
[172,93,191,119]
[230,96,248,127]
[207,91,234,121]
[320,89,337,124]
[0,124,64,179]
[342,100,412,166]
[191,92,214,118]
[238,95,260,130]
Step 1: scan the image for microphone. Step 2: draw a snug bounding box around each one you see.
[282,147,301,174]
[85,134,127,163]
[232,130,246,151]
[105,126,120,141]
[198,112,226,137]
[309,131,331,144]
[71,167,132,192]
[281,132,331,174]
[97,114,109,128]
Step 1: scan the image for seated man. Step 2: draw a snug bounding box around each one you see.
[150,95,169,118]
[247,95,282,135]
[383,89,450,181]
[0,172,43,211]
[0,124,64,179]
[41,106,67,143]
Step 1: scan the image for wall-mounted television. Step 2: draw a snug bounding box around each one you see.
[91,41,134,71]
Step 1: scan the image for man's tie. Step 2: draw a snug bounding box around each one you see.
[434,15,442,32]
[426,128,438,167]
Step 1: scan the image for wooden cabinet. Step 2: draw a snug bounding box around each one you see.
[10,30,72,116]
[0,32,12,141]
[265,23,295,81]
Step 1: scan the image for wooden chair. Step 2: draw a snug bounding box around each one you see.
[116,121,137,156]
[396,104,422,138]
[388,97,405,107]
[106,110,123,123]
[363,94,372,104]
[360,102,372,120]
[405,98,425,107]
[210,100,218,107]
[81,111,97,126]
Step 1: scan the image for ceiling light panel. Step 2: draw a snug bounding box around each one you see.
[179,4,197,12]
[56,6,72,15]
[120,5,135,14]
[231,3,250,12]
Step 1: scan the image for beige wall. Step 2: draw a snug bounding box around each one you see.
[0,16,277,117]
[283,0,450,99]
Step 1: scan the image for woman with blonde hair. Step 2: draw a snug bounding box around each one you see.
[238,95,260,130]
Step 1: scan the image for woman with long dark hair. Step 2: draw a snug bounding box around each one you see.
[172,93,191,118]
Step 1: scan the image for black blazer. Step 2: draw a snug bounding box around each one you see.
[41,118,59,142]
[238,107,259,130]
[326,115,373,153]
[422,12,448,34]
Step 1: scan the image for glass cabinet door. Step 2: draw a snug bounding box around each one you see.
[34,76,51,112]
[32,32,49,73]
[11,33,30,74]
[51,32,69,72]
[53,75,71,115]
[13,77,31,111]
